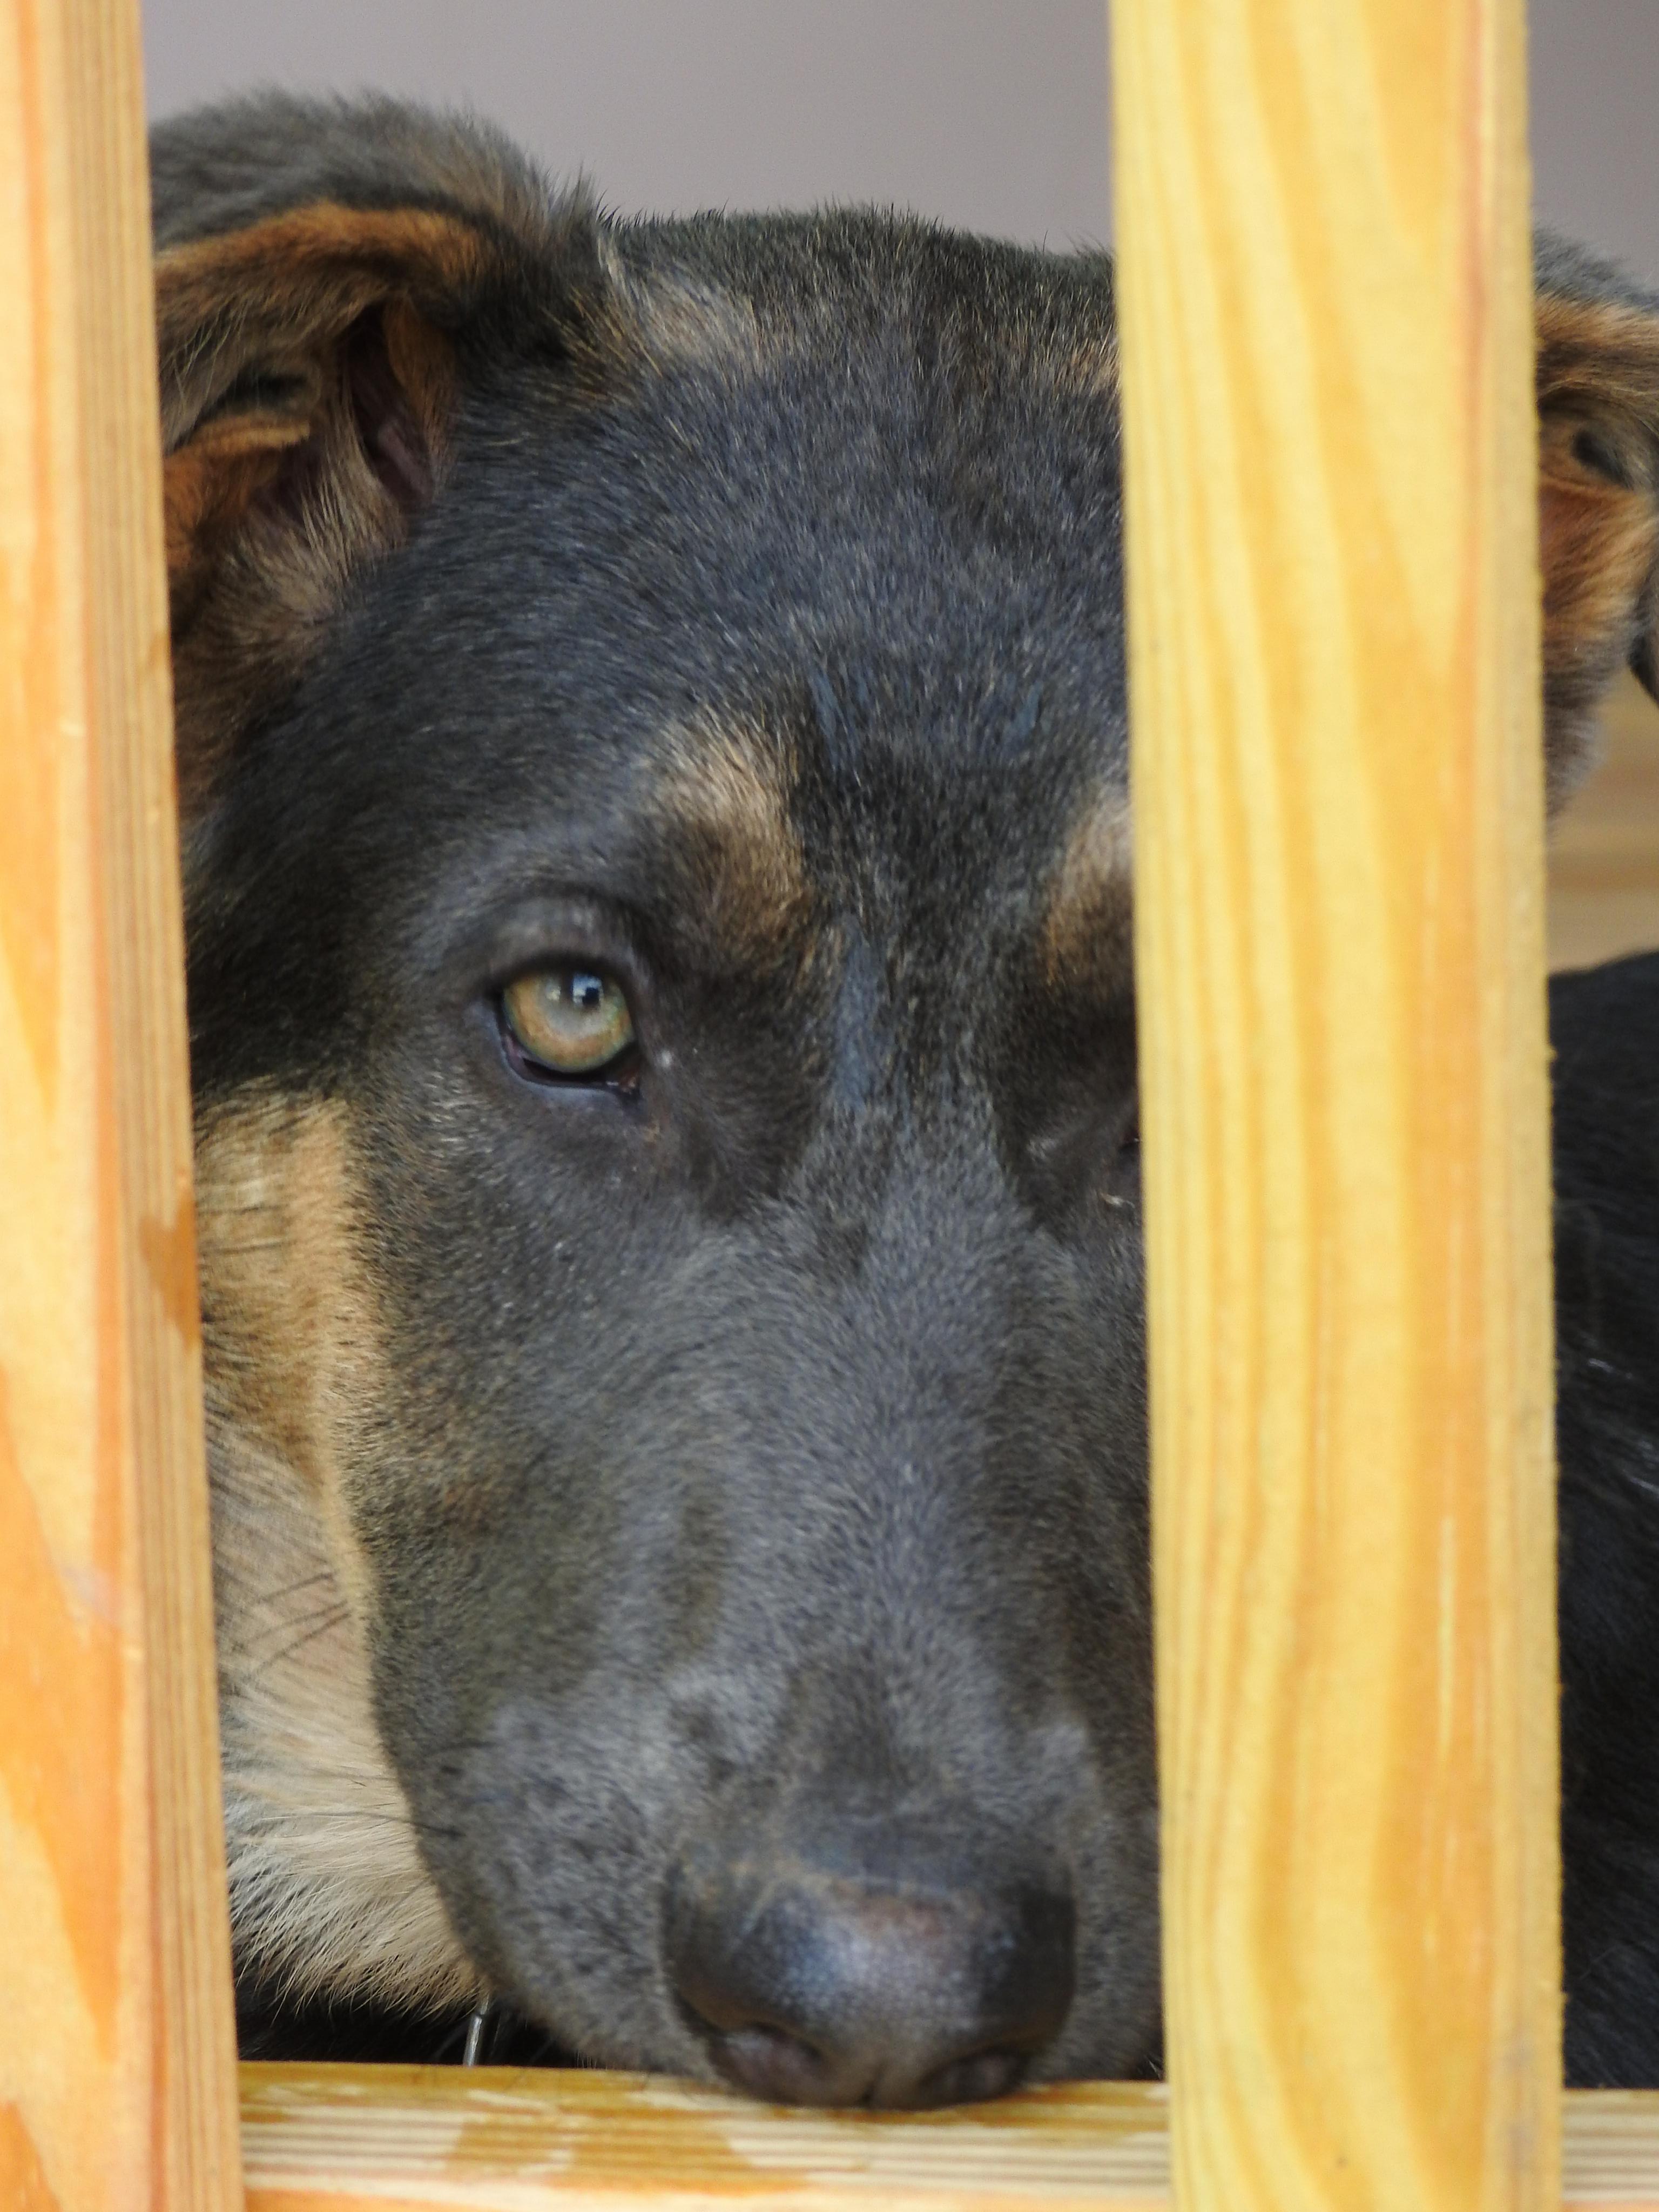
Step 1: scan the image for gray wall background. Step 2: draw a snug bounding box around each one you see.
[143,1,1659,286]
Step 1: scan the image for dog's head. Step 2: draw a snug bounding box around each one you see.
[158,98,1659,2103]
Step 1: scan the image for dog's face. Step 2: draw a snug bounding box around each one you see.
[157,100,1659,2103]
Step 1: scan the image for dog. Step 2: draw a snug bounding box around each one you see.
[152,94,1659,2100]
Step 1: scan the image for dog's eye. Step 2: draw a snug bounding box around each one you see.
[502,967,636,1080]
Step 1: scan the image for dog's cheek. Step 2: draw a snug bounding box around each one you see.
[197,1088,386,1613]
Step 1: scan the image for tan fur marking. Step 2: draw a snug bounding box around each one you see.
[1535,291,1659,805]
[158,209,477,815]
[657,720,814,970]
[166,383,414,817]
[198,1089,476,2009]
[596,236,761,377]
[1537,291,1659,429]
[1055,329,1120,403]
[1040,792,1134,990]
[382,295,460,449]
[1539,430,1657,668]
[158,203,759,822]
[155,206,489,441]
[163,410,311,632]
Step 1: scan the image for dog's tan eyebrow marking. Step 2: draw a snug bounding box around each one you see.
[596,239,762,377]
[1055,327,1120,404]
[655,720,814,969]
[1039,790,1135,989]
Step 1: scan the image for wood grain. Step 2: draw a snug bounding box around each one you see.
[234,2072,1659,2212]
[1110,1,1559,2208]
[0,0,242,2206]
[241,2068,1172,2212]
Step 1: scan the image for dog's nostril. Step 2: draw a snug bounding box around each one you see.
[667,1846,1074,2108]
[711,2023,841,2106]
[703,2019,1033,2109]
[920,2044,1030,2107]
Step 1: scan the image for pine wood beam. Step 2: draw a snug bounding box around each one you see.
[236,2070,1659,2211]
[0,0,241,2204]
[1110,0,1559,2206]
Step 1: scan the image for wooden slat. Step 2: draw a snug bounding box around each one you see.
[0,0,242,2207]
[1111,2,1557,2210]
[240,2069,1171,2212]
[236,2073,1659,2212]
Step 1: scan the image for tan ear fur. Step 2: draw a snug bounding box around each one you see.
[1536,289,1659,811]
[156,205,483,428]
[158,207,480,812]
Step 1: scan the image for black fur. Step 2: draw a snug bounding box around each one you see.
[152,97,1659,2095]
[1554,952,1659,2085]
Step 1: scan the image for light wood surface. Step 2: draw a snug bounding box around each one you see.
[0,0,242,2207]
[235,2068,1180,2212]
[236,2071,1659,2212]
[1111,1,1559,2209]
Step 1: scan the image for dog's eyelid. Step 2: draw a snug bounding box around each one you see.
[439,890,653,1002]
[481,936,643,1000]
[457,908,791,1017]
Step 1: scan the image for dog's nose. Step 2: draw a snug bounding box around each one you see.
[666,1842,1074,2107]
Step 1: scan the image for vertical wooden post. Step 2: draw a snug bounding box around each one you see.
[1111,2,1559,2209]
[0,1,242,2208]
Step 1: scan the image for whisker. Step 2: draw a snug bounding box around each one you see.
[251,1606,353,1673]
[249,1567,338,1608]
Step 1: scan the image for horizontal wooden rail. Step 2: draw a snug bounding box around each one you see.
[238,2072,1659,2212]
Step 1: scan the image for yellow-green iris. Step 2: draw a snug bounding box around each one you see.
[503,967,635,1075]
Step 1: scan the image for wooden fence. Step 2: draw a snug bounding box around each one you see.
[2,0,1656,2205]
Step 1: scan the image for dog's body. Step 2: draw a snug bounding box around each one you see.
[153,97,1659,2099]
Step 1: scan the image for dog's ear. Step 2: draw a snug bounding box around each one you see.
[152,102,603,812]
[1536,240,1659,810]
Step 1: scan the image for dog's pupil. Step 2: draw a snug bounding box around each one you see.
[571,974,603,1014]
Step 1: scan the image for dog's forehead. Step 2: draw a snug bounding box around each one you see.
[439,219,1129,763]
[630,698,1132,998]
[248,218,1134,994]
[458,273,1124,786]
